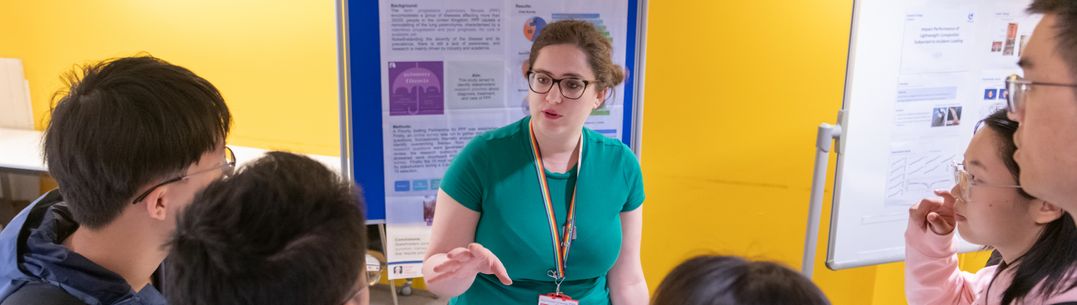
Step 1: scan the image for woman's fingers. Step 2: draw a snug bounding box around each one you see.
[427,243,513,285]
[446,247,474,261]
[910,198,943,229]
[432,258,463,273]
[927,212,955,235]
[428,244,513,285]
[425,268,456,283]
[935,189,957,207]
[429,247,478,282]
[427,257,466,283]
[489,258,513,286]
[469,243,513,285]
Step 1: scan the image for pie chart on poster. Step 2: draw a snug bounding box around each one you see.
[524,17,546,41]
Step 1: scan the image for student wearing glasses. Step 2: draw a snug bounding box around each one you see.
[421,20,648,305]
[0,56,233,305]
[1004,0,1077,224]
[905,110,1077,305]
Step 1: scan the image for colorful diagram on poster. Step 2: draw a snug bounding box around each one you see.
[389,61,445,116]
[523,17,546,41]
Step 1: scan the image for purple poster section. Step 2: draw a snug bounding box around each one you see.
[388,61,445,116]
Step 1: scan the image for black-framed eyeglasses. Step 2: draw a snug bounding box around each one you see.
[1004,74,1077,115]
[527,71,594,100]
[131,146,236,204]
[951,161,1021,202]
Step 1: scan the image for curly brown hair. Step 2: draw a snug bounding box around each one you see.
[527,20,625,91]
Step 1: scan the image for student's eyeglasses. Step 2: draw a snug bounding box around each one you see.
[339,287,365,305]
[1004,74,1077,116]
[130,147,236,204]
[527,71,594,100]
[951,161,1021,202]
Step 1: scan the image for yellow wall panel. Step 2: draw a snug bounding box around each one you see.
[0,0,341,155]
[641,0,883,304]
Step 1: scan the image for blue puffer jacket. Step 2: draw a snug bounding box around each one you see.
[0,190,166,305]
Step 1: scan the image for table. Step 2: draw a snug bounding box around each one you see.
[0,127,343,200]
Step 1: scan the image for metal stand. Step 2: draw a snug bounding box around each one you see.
[398,279,414,296]
[378,224,400,305]
[802,121,842,279]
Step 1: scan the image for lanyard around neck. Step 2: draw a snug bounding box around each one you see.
[528,120,583,282]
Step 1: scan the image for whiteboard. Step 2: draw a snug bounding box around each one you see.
[827,0,1039,269]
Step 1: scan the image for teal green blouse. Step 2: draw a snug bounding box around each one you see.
[440,116,645,305]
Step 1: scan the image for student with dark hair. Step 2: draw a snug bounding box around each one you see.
[0,56,232,305]
[651,255,830,305]
[1007,0,1077,222]
[165,152,368,305]
[905,110,1077,304]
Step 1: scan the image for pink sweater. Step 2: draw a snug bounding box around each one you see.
[905,223,1077,305]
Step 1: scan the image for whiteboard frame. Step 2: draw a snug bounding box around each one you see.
[825,0,1027,269]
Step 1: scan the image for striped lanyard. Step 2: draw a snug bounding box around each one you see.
[528,120,582,293]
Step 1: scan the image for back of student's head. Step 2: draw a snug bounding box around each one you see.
[652,255,830,305]
[165,152,367,305]
[43,55,231,229]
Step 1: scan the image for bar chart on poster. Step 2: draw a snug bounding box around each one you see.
[826,0,1038,269]
[339,0,647,279]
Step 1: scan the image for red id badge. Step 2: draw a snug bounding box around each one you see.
[538,293,579,305]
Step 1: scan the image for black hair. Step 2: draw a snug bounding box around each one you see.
[652,255,830,305]
[977,110,1032,198]
[42,56,231,228]
[977,109,1077,304]
[1029,0,1077,79]
[165,152,367,305]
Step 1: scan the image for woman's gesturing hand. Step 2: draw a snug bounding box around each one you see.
[426,243,513,286]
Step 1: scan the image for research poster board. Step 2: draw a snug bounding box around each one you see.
[828,0,1039,269]
[341,0,647,279]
